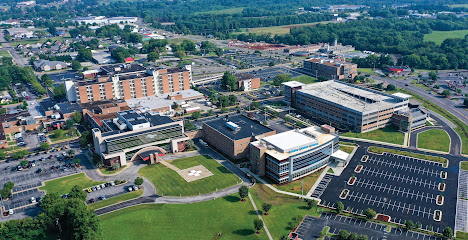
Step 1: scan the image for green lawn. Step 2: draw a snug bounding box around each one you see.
[196,7,245,15]
[424,30,468,45]
[271,168,325,195]
[341,126,405,145]
[99,194,267,240]
[48,128,78,142]
[340,145,355,154]
[449,4,468,7]
[460,162,468,171]
[417,129,450,152]
[291,75,319,84]
[88,189,143,211]
[39,173,104,196]
[0,50,10,58]
[250,183,323,239]
[368,146,448,166]
[457,231,468,240]
[99,165,127,175]
[138,155,240,196]
[357,68,376,74]
[245,21,333,35]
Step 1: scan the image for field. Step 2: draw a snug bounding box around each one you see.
[417,129,450,152]
[456,231,468,240]
[99,194,267,240]
[88,189,143,211]
[291,75,319,84]
[39,173,104,195]
[461,162,468,171]
[272,168,325,195]
[423,30,468,45]
[196,7,245,15]
[138,155,240,196]
[245,21,333,35]
[368,146,448,166]
[340,145,355,154]
[9,36,70,47]
[0,50,11,58]
[250,183,323,239]
[48,128,79,142]
[448,4,468,8]
[341,126,405,145]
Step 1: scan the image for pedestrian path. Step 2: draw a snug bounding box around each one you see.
[159,161,181,171]
[248,193,273,240]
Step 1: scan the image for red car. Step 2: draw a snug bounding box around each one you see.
[88,198,95,204]
[51,166,57,170]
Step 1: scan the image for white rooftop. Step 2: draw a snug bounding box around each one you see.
[282,81,305,88]
[261,130,318,153]
[391,92,412,99]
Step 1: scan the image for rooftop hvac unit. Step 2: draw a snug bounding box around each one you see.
[226,121,239,131]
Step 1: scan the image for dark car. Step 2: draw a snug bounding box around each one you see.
[88,198,95,204]
[36,168,42,173]
[4,166,10,170]
[51,166,57,170]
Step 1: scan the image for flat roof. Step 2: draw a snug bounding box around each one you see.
[391,92,412,99]
[282,81,305,88]
[119,110,148,125]
[298,80,397,113]
[203,114,274,141]
[261,130,317,153]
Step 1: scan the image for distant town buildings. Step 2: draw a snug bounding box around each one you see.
[303,58,358,80]
[4,28,34,39]
[72,16,138,25]
[387,66,411,74]
[33,59,68,72]
[65,63,193,104]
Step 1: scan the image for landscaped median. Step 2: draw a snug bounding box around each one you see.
[39,173,105,195]
[88,189,143,211]
[341,126,405,145]
[367,146,448,167]
[138,155,240,196]
[417,129,450,153]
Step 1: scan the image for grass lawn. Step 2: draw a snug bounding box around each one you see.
[417,129,450,152]
[460,162,468,171]
[0,50,11,58]
[9,36,70,47]
[245,21,333,35]
[99,165,127,175]
[424,30,468,45]
[291,75,319,84]
[414,83,431,91]
[48,128,78,142]
[457,231,468,240]
[271,168,325,195]
[340,145,355,154]
[368,146,448,167]
[138,155,240,196]
[397,88,468,154]
[88,189,143,211]
[99,194,267,240]
[196,7,245,15]
[341,126,405,145]
[250,183,323,239]
[39,173,104,196]
[357,68,376,74]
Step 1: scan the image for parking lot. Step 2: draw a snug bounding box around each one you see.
[245,66,303,81]
[318,146,455,234]
[85,182,136,204]
[295,213,442,240]
[223,53,286,69]
[47,70,81,84]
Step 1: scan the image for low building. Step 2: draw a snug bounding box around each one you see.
[303,58,357,80]
[4,28,33,39]
[92,110,189,166]
[202,114,276,160]
[235,73,261,91]
[72,16,138,25]
[387,66,411,74]
[92,51,115,65]
[392,108,427,132]
[250,125,344,184]
[33,59,68,72]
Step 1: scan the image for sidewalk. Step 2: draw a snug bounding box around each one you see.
[248,193,273,240]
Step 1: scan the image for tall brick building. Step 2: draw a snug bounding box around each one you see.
[65,64,192,103]
[303,58,357,80]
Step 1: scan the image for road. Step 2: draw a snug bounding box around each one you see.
[0,32,28,66]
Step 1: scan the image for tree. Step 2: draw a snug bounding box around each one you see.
[358,235,368,240]
[68,185,86,201]
[53,84,66,100]
[336,201,344,213]
[442,227,453,239]
[238,185,248,201]
[386,84,396,91]
[73,158,81,165]
[41,74,51,83]
[364,208,376,220]
[253,219,263,234]
[71,112,83,124]
[76,49,93,62]
[66,119,75,129]
[40,143,50,151]
[172,102,179,110]
[214,48,223,57]
[250,102,261,110]
[442,89,450,98]
[228,94,237,105]
[349,233,360,240]
[272,74,291,86]
[192,111,201,119]
[111,163,120,171]
[71,60,82,70]
[404,220,415,230]
[12,150,28,159]
[174,50,186,60]
[134,177,144,186]
[307,200,315,209]
[337,230,350,240]
[0,181,14,199]
[429,71,438,81]
[147,51,160,62]
[221,71,238,91]
[261,203,272,215]
[207,109,214,116]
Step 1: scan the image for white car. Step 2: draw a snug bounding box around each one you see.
[100,184,106,189]
[96,185,101,190]
[133,186,139,191]
[127,186,134,192]
[30,197,36,203]
[8,209,14,215]
[110,181,115,186]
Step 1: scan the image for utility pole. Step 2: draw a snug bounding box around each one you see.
[301,181,304,199]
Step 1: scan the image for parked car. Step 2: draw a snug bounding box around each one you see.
[133,186,139,191]
[36,168,42,173]
[96,185,101,190]
[100,184,105,189]
[127,186,134,192]
[86,188,92,193]
[8,209,14,215]
[30,197,36,203]
[99,195,106,200]
[110,181,116,186]
[88,198,95,204]
[91,186,97,191]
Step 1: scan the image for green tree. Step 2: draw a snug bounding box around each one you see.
[147,51,160,62]
[41,74,51,83]
[207,109,214,116]
[214,48,223,57]
[72,112,83,124]
[0,151,7,160]
[272,74,291,86]
[336,201,344,213]
[337,230,350,240]
[12,150,28,159]
[134,177,144,186]
[261,203,272,215]
[174,50,186,60]
[238,185,248,201]
[111,163,120,171]
[358,235,369,240]
[172,102,179,110]
[442,89,450,98]
[221,71,238,91]
[253,219,263,233]
[318,76,328,82]
[349,233,360,240]
[429,71,438,81]
[68,185,87,201]
[442,227,453,239]
[77,49,92,62]
[192,111,201,119]
[228,94,237,105]
[73,158,81,165]
[386,84,396,91]
[71,60,82,70]
[404,220,415,230]
[0,181,14,198]
[250,102,261,110]
[53,84,66,100]
[364,208,376,220]
[40,143,50,151]
[307,200,315,210]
